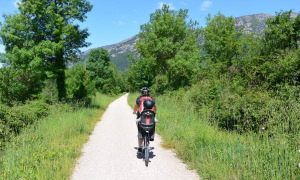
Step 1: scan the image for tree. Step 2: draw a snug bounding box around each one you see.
[263,10,300,54]
[135,4,200,90]
[86,49,111,90]
[65,63,95,100]
[0,0,93,101]
[258,10,300,88]
[125,57,156,92]
[167,33,200,88]
[86,48,124,94]
[203,12,242,66]
[102,64,123,95]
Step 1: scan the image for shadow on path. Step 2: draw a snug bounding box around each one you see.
[134,147,156,160]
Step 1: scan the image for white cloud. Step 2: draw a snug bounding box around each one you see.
[200,1,212,11]
[14,0,21,7]
[158,2,175,10]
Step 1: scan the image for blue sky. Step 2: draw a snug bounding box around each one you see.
[0,0,299,54]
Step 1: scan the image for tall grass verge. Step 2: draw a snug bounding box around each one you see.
[0,93,120,179]
[128,93,299,179]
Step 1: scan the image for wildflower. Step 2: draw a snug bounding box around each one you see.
[261,127,265,131]
[299,163,300,168]
[243,141,246,144]
[299,150,300,153]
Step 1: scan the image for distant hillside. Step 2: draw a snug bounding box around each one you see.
[235,13,272,34]
[80,13,298,72]
[80,35,139,72]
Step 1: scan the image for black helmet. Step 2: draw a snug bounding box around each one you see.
[140,87,149,96]
[143,99,154,109]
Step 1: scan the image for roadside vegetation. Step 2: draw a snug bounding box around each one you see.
[127,5,299,179]
[129,93,299,179]
[0,93,119,179]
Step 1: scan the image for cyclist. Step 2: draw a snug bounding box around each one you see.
[133,87,157,155]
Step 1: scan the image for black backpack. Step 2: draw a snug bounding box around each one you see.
[139,110,155,133]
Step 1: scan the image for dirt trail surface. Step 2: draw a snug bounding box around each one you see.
[71,94,199,180]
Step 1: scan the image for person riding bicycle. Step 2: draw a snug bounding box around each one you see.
[133,87,157,155]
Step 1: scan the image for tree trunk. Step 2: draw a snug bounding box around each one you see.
[54,1,66,101]
[56,51,66,101]
[168,71,171,88]
[57,69,66,101]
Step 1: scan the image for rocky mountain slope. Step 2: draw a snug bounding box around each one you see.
[235,12,298,34]
[80,35,139,72]
[80,13,298,72]
[235,13,272,34]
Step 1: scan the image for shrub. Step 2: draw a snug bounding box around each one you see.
[186,79,300,134]
[0,100,50,150]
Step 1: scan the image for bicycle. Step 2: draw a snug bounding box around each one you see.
[139,110,155,167]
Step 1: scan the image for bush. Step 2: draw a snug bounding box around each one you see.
[209,91,271,132]
[185,78,300,134]
[0,100,50,150]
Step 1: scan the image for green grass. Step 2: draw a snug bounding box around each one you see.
[128,93,299,179]
[0,93,120,180]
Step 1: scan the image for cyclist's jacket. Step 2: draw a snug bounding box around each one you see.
[136,96,155,114]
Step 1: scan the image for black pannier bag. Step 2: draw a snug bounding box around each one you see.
[139,110,155,136]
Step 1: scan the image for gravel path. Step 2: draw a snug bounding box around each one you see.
[71,94,199,180]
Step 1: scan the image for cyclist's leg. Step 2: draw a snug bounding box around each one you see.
[138,130,143,148]
[137,122,143,154]
[150,125,155,141]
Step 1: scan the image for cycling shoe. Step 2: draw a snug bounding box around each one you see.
[137,148,142,155]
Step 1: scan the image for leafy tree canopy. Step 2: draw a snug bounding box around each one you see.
[203,12,242,66]
[0,0,93,101]
[263,10,300,54]
[66,63,95,101]
[134,4,200,91]
[86,48,124,94]
[86,49,111,90]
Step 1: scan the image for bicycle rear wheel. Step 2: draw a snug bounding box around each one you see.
[144,136,149,166]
